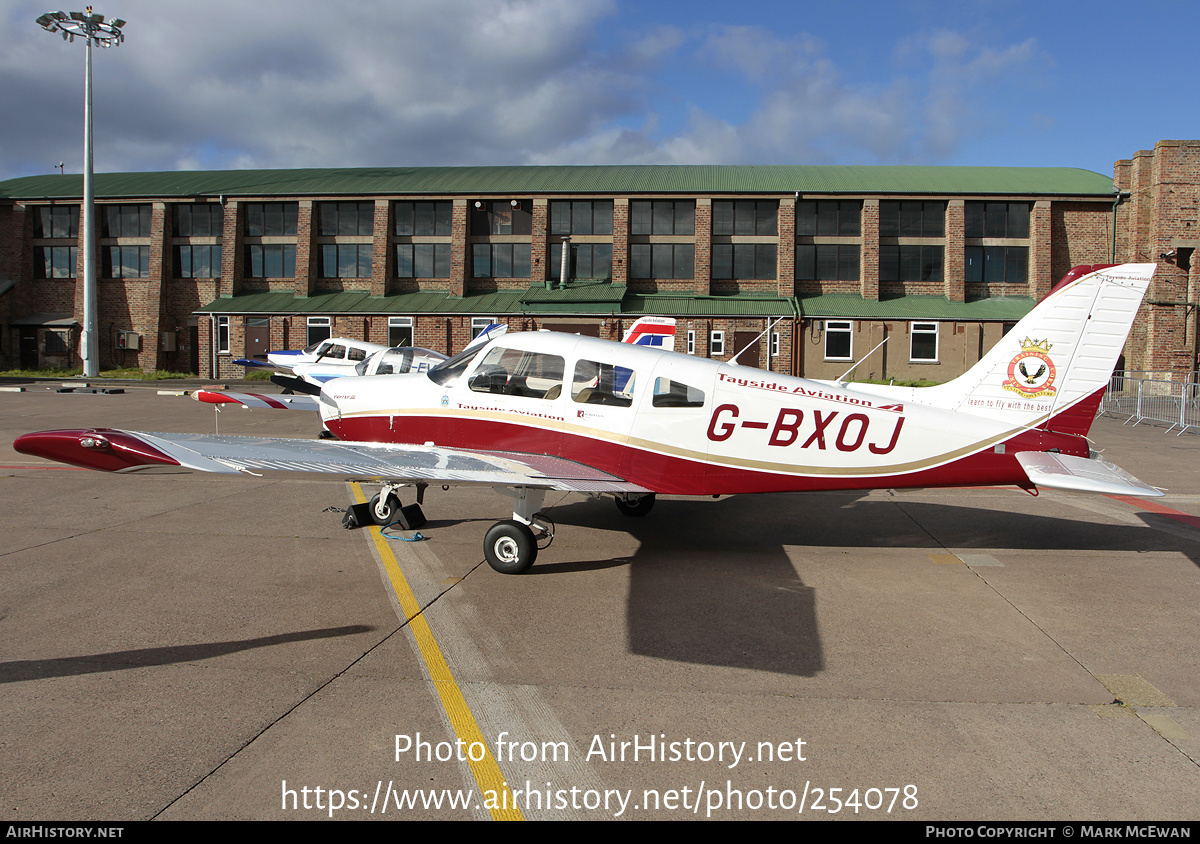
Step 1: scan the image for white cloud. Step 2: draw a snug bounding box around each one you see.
[0,1,1054,180]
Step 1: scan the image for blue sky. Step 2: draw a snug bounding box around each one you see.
[1,0,1195,181]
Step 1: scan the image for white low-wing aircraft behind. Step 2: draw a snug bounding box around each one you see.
[16,266,1161,574]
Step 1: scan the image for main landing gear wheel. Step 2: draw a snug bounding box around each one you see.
[615,492,656,517]
[483,520,538,574]
[370,492,402,525]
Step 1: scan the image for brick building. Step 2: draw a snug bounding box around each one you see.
[1,148,1195,381]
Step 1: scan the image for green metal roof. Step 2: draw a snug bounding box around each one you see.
[194,287,1035,321]
[195,289,526,315]
[520,282,627,313]
[0,164,1117,200]
[799,293,1036,320]
[193,287,802,318]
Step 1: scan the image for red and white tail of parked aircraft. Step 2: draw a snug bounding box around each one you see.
[15,266,1161,574]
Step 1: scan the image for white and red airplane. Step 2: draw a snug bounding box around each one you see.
[15,266,1161,574]
[196,318,668,409]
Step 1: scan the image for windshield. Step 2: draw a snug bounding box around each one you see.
[428,344,487,386]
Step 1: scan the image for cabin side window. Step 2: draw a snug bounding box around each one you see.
[572,359,636,407]
[651,377,705,408]
[468,347,565,400]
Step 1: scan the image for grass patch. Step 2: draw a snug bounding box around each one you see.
[850,377,942,388]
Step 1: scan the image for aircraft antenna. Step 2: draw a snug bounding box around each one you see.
[835,337,888,384]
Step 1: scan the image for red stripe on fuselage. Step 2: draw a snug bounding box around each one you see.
[326,413,1089,496]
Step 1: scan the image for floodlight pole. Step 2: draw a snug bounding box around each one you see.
[36,8,126,378]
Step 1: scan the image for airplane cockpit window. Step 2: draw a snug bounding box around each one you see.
[651,377,705,408]
[356,348,413,376]
[572,359,635,407]
[309,340,332,356]
[468,347,565,399]
[319,344,346,361]
[428,344,486,386]
[348,347,367,362]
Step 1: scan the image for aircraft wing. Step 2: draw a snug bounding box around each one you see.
[13,429,649,494]
[192,389,320,411]
[1015,451,1164,497]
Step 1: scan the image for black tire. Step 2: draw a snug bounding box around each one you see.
[615,493,655,517]
[370,492,401,525]
[483,520,538,574]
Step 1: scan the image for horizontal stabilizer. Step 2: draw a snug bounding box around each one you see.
[192,390,320,411]
[1015,451,1164,498]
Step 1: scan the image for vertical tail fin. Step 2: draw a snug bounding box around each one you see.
[622,316,676,351]
[918,263,1155,434]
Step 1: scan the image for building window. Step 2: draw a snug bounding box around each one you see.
[244,202,298,237]
[471,317,497,339]
[965,202,1030,238]
[101,204,151,238]
[321,244,373,278]
[550,243,612,281]
[910,322,939,362]
[472,243,531,278]
[318,201,374,236]
[687,330,696,355]
[45,329,69,355]
[710,330,725,356]
[880,245,943,282]
[470,200,531,235]
[33,205,78,239]
[549,200,613,235]
[795,200,861,236]
[712,200,777,236]
[103,246,149,278]
[824,320,853,361]
[630,243,694,279]
[630,200,694,235]
[174,203,223,237]
[795,244,859,281]
[307,317,331,347]
[34,246,77,278]
[174,245,222,278]
[216,316,230,354]
[394,201,452,237]
[771,332,780,358]
[965,246,1028,284]
[712,243,776,279]
[879,201,945,237]
[245,244,296,278]
[388,317,413,347]
[396,243,452,279]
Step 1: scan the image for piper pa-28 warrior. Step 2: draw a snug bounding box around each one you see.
[15,265,1162,574]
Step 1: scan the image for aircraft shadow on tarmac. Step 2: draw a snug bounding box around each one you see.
[526,491,1200,679]
[0,624,375,684]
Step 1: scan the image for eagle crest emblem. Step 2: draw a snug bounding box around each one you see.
[1003,338,1057,398]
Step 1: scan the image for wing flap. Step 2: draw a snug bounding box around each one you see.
[1015,450,1164,497]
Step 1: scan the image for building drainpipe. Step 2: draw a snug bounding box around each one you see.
[1110,190,1128,263]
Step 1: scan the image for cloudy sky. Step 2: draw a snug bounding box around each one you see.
[1,0,1194,182]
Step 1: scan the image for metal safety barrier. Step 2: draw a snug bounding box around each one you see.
[1100,372,1200,435]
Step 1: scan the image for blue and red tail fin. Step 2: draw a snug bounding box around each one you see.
[622,316,676,350]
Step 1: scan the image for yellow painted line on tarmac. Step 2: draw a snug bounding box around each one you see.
[352,483,523,821]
